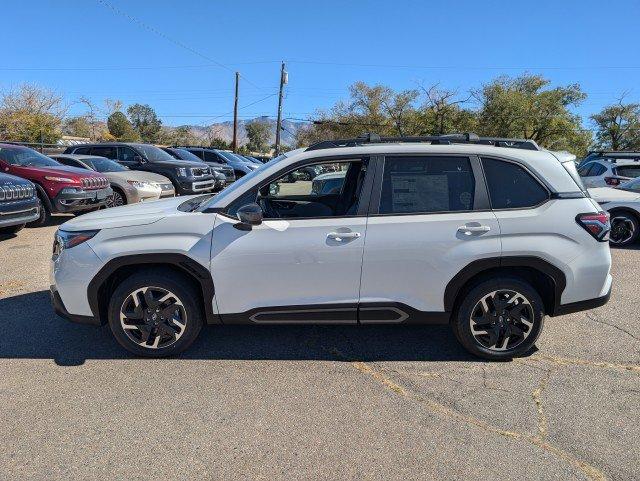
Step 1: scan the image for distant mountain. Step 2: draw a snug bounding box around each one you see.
[188,117,306,147]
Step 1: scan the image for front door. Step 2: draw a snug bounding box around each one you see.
[210,158,371,323]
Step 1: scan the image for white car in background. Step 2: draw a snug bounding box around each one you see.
[578,157,640,188]
[590,179,640,246]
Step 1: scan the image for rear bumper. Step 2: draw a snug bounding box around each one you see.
[50,285,100,325]
[53,187,113,212]
[553,284,611,316]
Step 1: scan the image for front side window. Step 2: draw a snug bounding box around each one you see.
[118,146,138,162]
[203,150,222,163]
[136,144,176,162]
[244,160,365,219]
[379,156,475,214]
[481,158,548,209]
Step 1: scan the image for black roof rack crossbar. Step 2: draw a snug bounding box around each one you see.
[305,133,540,151]
[587,150,640,155]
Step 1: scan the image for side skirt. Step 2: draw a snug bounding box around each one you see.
[220,303,450,325]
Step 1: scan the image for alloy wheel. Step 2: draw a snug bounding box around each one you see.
[106,191,124,208]
[609,216,636,245]
[119,286,187,349]
[469,290,535,351]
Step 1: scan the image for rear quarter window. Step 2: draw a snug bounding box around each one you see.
[481,158,548,209]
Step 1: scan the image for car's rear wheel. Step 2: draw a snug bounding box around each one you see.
[108,270,204,357]
[0,223,25,235]
[609,211,639,247]
[452,277,544,360]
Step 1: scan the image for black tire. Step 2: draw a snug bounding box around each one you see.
[106,188,126,208]
[107,269,204,357]
[0,223,25,235]
[27,195,50,227]
[609,211,639,247]
[451,277,545,360]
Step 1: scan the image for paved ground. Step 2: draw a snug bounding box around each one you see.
[1,218,638,481]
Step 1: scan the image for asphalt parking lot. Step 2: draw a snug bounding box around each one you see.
[1,219,638,481]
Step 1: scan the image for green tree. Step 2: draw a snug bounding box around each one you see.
[474,74,591,154]
[245,120,271,152]
[208,137,230,149]
[126,103,162,142]
[0,84,64,143]
[591,100,640,150]
[64,116,92,138]
[418,85,477,135]
[107,111,139,141]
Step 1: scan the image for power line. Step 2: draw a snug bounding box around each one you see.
[95,0,266,91]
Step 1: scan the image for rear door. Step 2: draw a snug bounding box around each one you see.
[359,154,501,321]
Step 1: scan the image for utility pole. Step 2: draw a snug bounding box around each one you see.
[274,61,287,156]
[232,71,239,153]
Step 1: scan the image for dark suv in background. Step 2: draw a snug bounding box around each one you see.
[0,172,39,235]
[162,147,233,187]
[64,143,217,195]
[178,147,258,178]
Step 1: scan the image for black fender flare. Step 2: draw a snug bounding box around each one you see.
[33,182,53,212]
[87,253,217,325]
[443,256,566,315]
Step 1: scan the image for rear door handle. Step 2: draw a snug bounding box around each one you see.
[458,225,491,235]
[327,232,361,241]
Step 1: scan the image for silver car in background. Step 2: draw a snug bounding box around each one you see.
[50,154,175,207]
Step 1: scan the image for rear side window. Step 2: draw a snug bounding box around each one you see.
[614,165,640,178]
[481,158,548,209]
[589,163,607,176]
[379,156,475,214]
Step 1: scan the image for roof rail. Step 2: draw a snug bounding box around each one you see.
[305,133,541,151]
[587,150,640,156]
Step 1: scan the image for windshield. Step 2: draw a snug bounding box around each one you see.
[136,144,178,162]
[86,157,128,172]
[218,151,245,164]
[171,148,204,163]
[0,147,61,167]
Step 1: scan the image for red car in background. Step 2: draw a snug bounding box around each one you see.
[0,144,112,225]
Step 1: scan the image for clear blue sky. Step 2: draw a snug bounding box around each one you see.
[2,0,639,127]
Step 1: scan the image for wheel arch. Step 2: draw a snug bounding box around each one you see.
[87,254,217,325]
[444,257,566,317]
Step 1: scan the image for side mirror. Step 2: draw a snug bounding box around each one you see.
[133,155,145,163]
[234,203,263,231]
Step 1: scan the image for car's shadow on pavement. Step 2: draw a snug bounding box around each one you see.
[0,291,483,366]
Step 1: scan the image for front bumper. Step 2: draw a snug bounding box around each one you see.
[50,285,100,325]
[53,186,113,213]
[177,177,217,194]
[0,197,40,227]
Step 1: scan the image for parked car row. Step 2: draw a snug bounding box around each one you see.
[0,141,273,236]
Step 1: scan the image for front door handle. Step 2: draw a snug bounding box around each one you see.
[327,232,361,242]
[458,225,491,235]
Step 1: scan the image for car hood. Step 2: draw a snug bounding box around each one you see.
[19,165,102,177]
[60,195,193,231]
[104,170,171,183]
[589,187,640,203]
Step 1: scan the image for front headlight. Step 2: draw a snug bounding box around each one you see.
[55,229,99,252]
[127,180,150,188]
[176,167,189,177]
[45,176,74,183]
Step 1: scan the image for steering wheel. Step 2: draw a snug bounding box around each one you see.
[259,197,280,219]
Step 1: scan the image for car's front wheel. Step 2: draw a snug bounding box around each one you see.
[108,270,204,357]
[452,277,544,360]
[106,188,126,208]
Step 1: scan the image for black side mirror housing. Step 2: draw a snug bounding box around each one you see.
[234,203,263,231]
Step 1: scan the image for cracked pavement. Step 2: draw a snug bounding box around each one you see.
[1,220,638,480]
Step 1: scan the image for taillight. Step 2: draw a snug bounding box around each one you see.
[604,176,621,186]
[576,212,610,241]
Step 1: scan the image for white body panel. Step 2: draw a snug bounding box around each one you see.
[360,212,501,312]
[210,214,366,317]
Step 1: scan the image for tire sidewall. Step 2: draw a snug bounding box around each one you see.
[453,277,545,360]
[108,271,203,357]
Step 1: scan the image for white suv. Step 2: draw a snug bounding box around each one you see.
[50,134,612,360]
[578,156,640,188]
